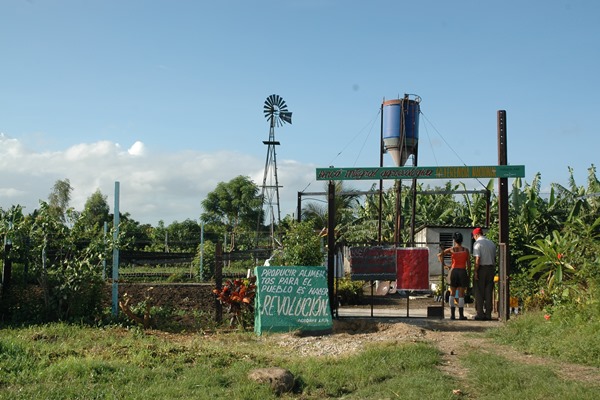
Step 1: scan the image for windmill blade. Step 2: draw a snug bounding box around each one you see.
[264,97,275,119]
[264,95,277,120]
[277,97,287,110]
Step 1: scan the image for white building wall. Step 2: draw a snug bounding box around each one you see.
[415,226,475,277]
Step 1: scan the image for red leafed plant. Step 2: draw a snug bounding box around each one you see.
[213,276,257,328]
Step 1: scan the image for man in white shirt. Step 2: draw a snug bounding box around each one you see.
[472,227,496,320]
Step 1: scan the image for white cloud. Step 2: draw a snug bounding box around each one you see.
[0,187,26,198]
[128,141,146,156]
[0,135,317,225]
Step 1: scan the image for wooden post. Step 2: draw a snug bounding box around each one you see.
[327,181,336,317]
[297,192,302,222]
[497,110,510,321]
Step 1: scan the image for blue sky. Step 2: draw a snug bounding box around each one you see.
[1,0,598,225]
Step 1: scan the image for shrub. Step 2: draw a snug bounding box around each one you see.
[336,277,364,305]
[213,277,256,329]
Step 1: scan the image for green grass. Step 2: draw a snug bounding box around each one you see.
[286,342,455,399]
[487,310,600,367]
[0,324,454,400]
[1,313,600,399]
[463,351,599,400]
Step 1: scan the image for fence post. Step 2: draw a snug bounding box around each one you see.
[498,243,509,320]
[215,242,223,323]
[199,223,204,281]
[111,181,120,317]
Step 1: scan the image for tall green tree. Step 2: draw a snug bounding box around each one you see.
[47,179,73,223]
[165,219,202,252]
[271,220,324,267]
[19,201,106,322]
[72,189,111,240]
[200,176,262,251]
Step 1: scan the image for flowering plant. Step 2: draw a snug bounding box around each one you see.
[213,276,256,328]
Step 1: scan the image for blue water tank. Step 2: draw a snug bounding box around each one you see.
[382,96,420,166]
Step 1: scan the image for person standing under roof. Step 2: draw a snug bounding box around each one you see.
[472,227,497,320]
[438,232,471,320]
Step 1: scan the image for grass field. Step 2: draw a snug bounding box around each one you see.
[1,311,599,399]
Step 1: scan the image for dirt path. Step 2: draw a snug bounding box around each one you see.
[273,317,600,388]
[394,319,600,388]
[429,326,600,387]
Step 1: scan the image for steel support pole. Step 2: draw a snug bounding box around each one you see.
[111,181,120,317]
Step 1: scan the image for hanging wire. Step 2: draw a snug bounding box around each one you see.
[422,117,439,166]
[300,181,312,193]
[300,109,380,194]
[352,110,380,167]
[399,99,406,166]
[328,108,381,167]
[420,111,488,190]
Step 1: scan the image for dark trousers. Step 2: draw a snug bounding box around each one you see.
[475,265,495,318]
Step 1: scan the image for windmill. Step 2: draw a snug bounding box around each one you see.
[257,94,292,249]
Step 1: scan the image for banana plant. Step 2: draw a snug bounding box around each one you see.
[459,179,494,227]
[519,230,576,292]
[552,165,600,224]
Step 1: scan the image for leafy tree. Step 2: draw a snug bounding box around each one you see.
[148,220,168,251]
[0,205,28,283]
[116,212,153,251]
[193,239,216,281]
[271,220,324,267]
[48,179,73,223]
[201,176,262,251]
[24,202,105,322]
[165,219,202,252]
[72,189,111,240]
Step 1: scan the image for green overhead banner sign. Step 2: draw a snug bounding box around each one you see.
[315,165,525,181]
[254,265,332,336]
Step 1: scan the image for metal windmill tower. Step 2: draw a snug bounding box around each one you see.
[257,94,292,249]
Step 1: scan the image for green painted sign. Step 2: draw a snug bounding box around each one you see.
[315,165,525,181]
[254,266,332,335]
